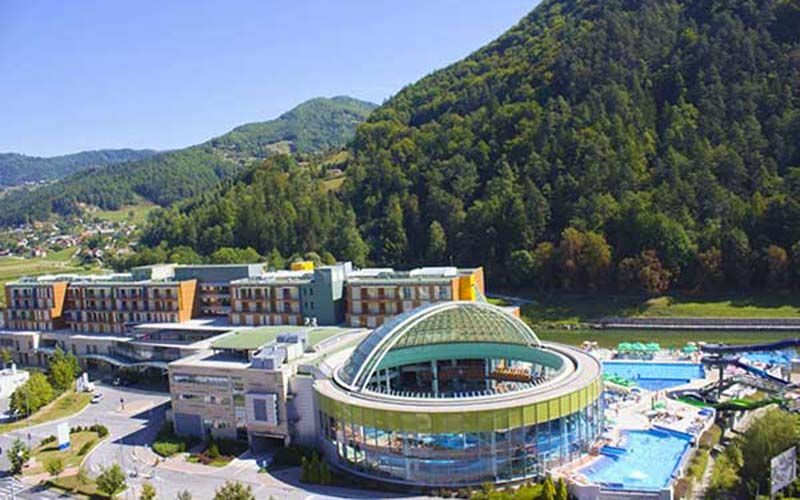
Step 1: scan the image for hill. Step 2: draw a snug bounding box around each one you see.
[0,96,376,225]
[0,149,157,187]
[342,0,800,290]
[140,0,800,295]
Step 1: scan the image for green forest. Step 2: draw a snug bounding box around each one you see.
[0,149,156,187]
[132,0,800,295]
[0,96,375,225]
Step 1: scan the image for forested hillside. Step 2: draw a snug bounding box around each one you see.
[0,149,157,187]
[344,0,800,291]
[139,0,800,293]
[0,96,375,225]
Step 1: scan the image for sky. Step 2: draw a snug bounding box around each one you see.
[0,0,537,157]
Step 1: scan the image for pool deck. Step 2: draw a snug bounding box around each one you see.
[558,352,719,494]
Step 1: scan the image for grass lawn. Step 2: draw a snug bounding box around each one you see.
[25,431,102,476]
[0,391,92,434]
[515,293,800,325]
[90,202,156,225]
[46,474,102,499]
[535,328,800,349]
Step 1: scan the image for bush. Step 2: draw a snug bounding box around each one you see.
[40,435,57,446]
[89,424,109,438]
[152,422,194,457]
[271,445,315,467]
[78,439,95,456]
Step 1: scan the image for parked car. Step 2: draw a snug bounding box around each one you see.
[91,392,104,404]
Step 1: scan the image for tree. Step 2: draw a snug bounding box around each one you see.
[212,481,255,500]
[209,247,261,264]
[0,348,12,367]
[532,241,557,289]
[738,410,799,495]
[139,482,157,500]
[695,247,723,291]
[378,196,408,266]
[766,245,789,290]
[542,475,556,500]
[618,251,672,294]
[49,345,79,392]
[556,477,569,500]
[96,463,127,498]
[168,246,204,265]
[425,221,447,264]
[10,372,54,415]
[508,249,536,287]
[7,439,29,474]
[580,231,612,290]
[45,457,64,478]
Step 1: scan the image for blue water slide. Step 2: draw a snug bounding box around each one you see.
[702,356,788,385]
[702,338,800,354]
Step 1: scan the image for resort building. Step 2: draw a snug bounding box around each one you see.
[345,266,485,328]
[315,301,603,486]
[4,276,70,331]
[172,264,263,317]
[168,325,367,447]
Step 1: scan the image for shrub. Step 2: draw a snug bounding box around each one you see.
[89,424,109,438]
[78,439,95,456]
[40,435,57,446]
[152,422,193,458]
[271,445,314,467]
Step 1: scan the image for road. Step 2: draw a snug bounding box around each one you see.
[0,383,429,500]
[0,383,168,500]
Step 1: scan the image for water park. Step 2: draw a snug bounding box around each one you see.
[561,337,800,499]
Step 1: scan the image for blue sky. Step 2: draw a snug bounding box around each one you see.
[0,1,537,157]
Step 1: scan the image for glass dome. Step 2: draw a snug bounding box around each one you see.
[337,301,542,391]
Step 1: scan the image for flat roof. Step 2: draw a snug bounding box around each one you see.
[211,326,360,351]
[133,317,234,332]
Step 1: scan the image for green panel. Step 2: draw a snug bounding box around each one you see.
[536,401,549,422]
[523,404,536,426]
[316,374,603,433]
[548,398,560,419]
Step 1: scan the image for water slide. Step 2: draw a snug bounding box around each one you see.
[701,356,788,386]
[701,338,800,354]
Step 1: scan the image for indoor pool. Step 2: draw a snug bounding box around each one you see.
[603,361,704,391]
[579,429,691,491]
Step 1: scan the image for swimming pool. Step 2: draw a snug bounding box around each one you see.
[603,361,705,391]
[579,429,691,491]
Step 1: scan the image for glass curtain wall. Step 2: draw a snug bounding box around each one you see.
[319,398,602,486]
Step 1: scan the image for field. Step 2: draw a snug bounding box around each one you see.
[516,293,800,326]
[90,202,156,225]
[535,328,799,349]
[0,250,89,307]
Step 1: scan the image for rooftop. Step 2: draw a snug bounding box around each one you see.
[338,301,540,391]
[211,325,358,351]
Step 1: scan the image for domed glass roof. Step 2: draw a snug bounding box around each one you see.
[338,301,541,391]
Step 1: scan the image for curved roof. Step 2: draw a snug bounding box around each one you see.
[337,301,541,391]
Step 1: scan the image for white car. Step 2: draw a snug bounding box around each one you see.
[91,392,104,404]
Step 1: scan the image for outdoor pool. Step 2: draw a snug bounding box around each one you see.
[603,361,705,391]
[579,429,691,491]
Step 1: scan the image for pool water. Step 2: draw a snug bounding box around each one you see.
[603,361,705,391]
[579,429,691,490]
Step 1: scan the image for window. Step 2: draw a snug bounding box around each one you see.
[402,287,413,300]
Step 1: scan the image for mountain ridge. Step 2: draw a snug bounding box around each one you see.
[0,149,158,188]
[0,96,376,225]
